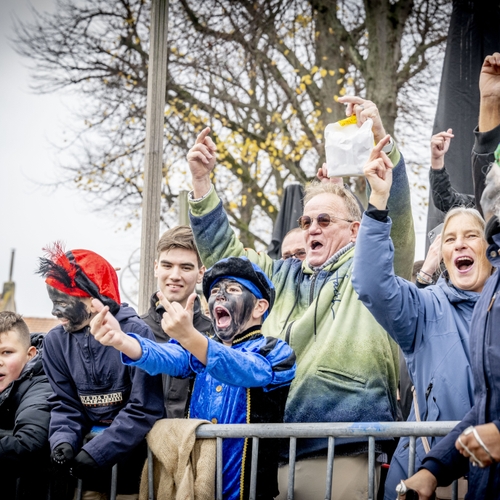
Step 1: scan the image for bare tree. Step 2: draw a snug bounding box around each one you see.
[15,0,450,247]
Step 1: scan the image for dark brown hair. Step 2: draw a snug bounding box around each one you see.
[157,225,202,267]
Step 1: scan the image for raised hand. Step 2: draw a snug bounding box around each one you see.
[420,234,442,281]
[337,95,387,143]
[157,291,208,364]
[479,53,500,132]
[479,52,500,100]
[364,134,393,210]
[316,162,343,184]
[187,127,217,198]
[430,129,454,170]
[89,299,143,360]
[89,299,125,348]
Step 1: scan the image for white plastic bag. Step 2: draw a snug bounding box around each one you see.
[324,115,374,177]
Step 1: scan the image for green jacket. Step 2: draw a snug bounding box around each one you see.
[189,149,414,458]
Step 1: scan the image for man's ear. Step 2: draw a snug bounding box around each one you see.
[350,221,361,243]
[154,260,159,278]
[252,298,269,319]
[197,265,206,284]
[27,346,37,360]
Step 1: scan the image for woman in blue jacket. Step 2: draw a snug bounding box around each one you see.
[352,136,494,499]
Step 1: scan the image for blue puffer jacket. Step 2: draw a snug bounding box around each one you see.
[42,304,165,468]
[352,213,477,499]
[422,219,500,499]
[123,325,296,500]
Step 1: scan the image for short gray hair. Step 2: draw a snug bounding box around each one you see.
[303,182,361,222]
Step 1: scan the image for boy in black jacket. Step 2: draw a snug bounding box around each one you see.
[0,311,52,500]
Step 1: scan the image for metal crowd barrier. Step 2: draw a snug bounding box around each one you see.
[2,421,463,500]
[194,421,461,500]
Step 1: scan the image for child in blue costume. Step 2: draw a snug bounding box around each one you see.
[90,256,296,500]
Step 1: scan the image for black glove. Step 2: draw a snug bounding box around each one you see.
[51,442,74,469]
[70,450,100,481]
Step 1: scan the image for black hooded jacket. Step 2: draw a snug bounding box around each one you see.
[141,293,213,417]
[1,333,52,499]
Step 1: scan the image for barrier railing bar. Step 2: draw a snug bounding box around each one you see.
[109,464,118,500]
[75,477,83,500]
[249,437,259,500]
[368,435,375,500]
[195,421,459,439]
[287,437,297,500]
[216,436,223,500]
[147,446,154,500]
[324,436,335,500]
[408,435,416,476]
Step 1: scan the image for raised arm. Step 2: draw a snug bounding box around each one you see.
[475,53,500,215]
[187,126,217,199]
[339,95,415,279]
[429,129,475,212]
[352,137,425,352]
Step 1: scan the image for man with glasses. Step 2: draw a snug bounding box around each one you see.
[281,228,307,261]
[185,95,414,500]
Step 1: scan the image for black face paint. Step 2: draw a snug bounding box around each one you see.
[47,286,93,333]
[208,279,256,344]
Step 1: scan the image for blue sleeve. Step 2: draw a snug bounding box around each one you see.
[121,334,194,378]
[83,323,165,467]
[420,406,477,484]
[42,332,89,453]
[190,337,296,391]
[352,213,432,354]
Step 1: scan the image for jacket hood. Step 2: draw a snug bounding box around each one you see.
[435,274,480,305]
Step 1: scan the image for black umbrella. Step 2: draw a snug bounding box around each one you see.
[267,183,305,259]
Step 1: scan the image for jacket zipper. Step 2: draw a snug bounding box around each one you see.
[309,272,318,304]
[487,292,497,312]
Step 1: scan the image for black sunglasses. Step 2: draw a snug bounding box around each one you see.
[297,213,353,230]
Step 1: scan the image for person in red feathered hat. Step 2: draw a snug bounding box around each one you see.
[37,242,164,500]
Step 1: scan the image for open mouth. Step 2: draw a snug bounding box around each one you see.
[310,240,322,251]
[455,256,474,273]
[214,305,232,329]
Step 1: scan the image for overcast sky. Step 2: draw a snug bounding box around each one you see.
[0,0,143,317]
[0,0,429,319]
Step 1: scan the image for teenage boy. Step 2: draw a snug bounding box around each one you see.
[90,256,296,500]
[37,244,164,500]
[0,311,52,500]
[141,225,212,417]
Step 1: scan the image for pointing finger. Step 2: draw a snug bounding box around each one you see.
[369,134,391,159]
[195,127,212,144]
[156,290,172,313]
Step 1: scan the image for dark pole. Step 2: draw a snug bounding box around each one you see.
[9,249,14,282]
[138,0,169,314]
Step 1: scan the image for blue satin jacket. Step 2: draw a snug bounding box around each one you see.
[123,325,296,500]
